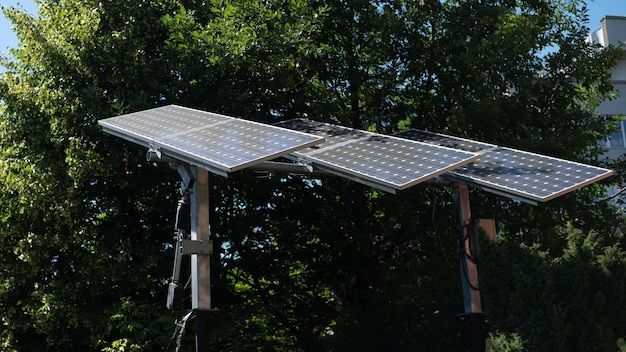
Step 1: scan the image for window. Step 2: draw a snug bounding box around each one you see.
[608,119,626,148]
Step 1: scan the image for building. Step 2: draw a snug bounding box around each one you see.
[589,16,626,160]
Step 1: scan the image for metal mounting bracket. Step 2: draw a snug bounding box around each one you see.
[181,239,214,256]
[146,143,162,159]
[177,162,195,190]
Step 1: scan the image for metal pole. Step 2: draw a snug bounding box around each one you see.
[452,184,485,352]
[190,166,211,351]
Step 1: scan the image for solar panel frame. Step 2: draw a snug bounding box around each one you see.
[274,119,481,193]
[98,105,326,176]
[396,129,614,203]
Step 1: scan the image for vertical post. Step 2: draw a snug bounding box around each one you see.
[452,184,485,352]
[190,166,211,351]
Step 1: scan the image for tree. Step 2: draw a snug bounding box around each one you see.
[0,0,183,350]
[481,223,626,351]
[0,0,623,351]
[401,0,622,245]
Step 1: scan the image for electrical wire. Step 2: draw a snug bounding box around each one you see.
[447,188,481,293]
[571,184,626,221]
[183,275,191,290]
[599,184,626,202]
[459,249,480,291]
[462,223,480,265]
[166,309,194,352]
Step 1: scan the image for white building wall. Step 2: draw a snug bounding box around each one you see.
[589,16,626,49]
[590,16,626,159]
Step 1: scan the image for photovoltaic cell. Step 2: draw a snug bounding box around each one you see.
[274,119,481,193]
[396,129,614,202]
[98,105,325,176]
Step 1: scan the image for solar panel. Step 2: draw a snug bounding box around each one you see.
[274,119,481,193]
[98,105,325,176]
[396,129,614,203]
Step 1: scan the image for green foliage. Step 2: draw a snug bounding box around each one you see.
[98,297,179,352]
[0,0,624,351]
[481,224,626,351]
[0,0,181,350]
[618,337,626,352]
[486,332,526,352]
[209,180,467,350]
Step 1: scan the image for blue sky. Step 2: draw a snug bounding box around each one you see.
[1,0,626,67]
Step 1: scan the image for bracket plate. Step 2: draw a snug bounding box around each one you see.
[181,239,213,255]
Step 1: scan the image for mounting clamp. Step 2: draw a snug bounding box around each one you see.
[181,239,213,255]
[146,143,176,163]
[146,143,162,160]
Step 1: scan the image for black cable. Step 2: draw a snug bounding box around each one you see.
[462,223,480,265]
[432,187,481,292]
[459,249,480,291]
[452,195,480,292]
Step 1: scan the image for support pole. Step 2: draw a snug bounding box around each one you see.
[190,166,211,351]
[452,184,485,352]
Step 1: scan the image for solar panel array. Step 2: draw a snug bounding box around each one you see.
[274,119,481,193]
[98,105,325,176]
[98,106,613,201]
[396,129,614,202]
